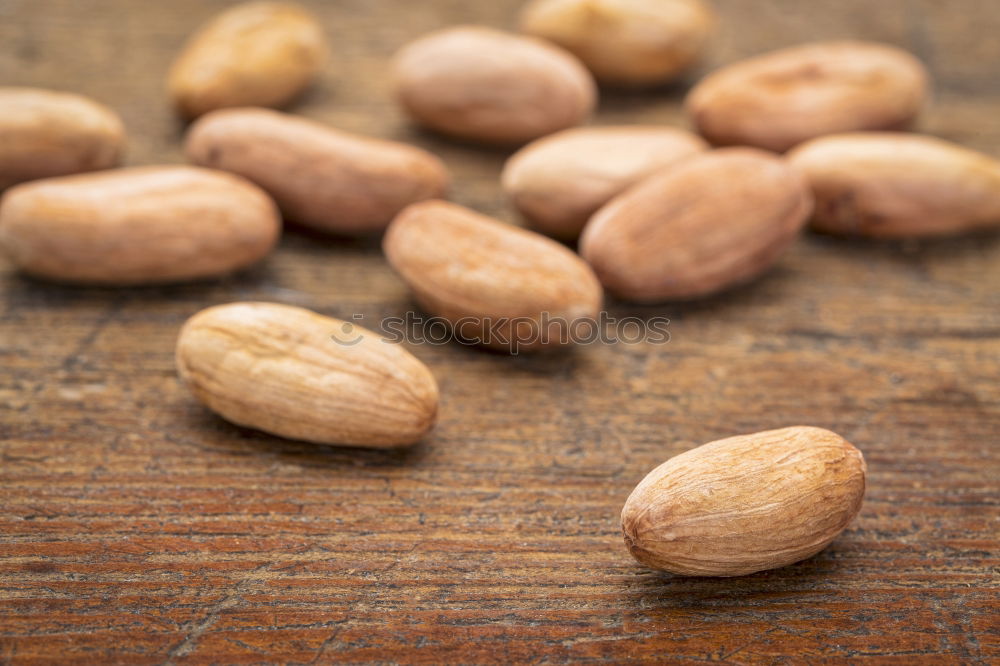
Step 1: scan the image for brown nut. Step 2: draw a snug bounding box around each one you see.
[686,41,929,152]
[0,87,124,190]
[383,200,603,353]
[0,166,279,284]
[176,302,439,448]
[622,426,866,577]
[579,148,813,302]
[520,0,715,87]
[168,2,327,118]
[788,132,1000,238]
[392,26,596,144]
[185,107,449,234]
[502,125,707,240]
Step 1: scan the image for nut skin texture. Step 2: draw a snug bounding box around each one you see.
[0,166,280,285]
[502,126,707,241]
[185,107,450,234]
[788,132,1000,238]
[392,26,597,145]
[168,2,327,119]
[621,426,866,577]
[579,148,813,302]
[519,0,715,87]
[383,200,603,353]
[175,302,438,448]
[0,87,125,190]
[686,41,929,153]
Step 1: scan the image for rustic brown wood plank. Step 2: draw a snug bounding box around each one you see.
[1,0,999,663]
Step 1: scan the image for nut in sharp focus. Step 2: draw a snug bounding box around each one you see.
[621,426,866,577]
[175,302,439,448]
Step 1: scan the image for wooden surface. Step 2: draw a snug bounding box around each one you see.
[2,0,999,663]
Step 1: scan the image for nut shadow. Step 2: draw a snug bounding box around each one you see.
[447,335,592,376]
[600,263,797,324]
[280,220,386,252]
[804,226,1000,262]
[0,259,281,310]
[172,406,431,470]
[600,226,1000,326]
[390,122,522,161]
[597,74,702,111]
[373,298,594,377]
[622,547,849,611]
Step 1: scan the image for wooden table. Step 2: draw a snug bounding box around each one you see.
[2,0,998,663]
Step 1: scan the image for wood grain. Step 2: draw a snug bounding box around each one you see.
[1,0,998,663]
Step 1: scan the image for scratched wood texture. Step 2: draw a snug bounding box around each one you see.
[1,0,999,663]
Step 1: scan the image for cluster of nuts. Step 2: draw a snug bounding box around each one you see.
[1,0,994,577]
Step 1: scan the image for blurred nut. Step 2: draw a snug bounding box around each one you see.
[0,87,124,190]
[502,125,707,240]
[392,26,596,144]
[0,166,279,284]
[687,41,929,152]
[168,2,327,118]
[580,148,812,301]
[186,107,449,234]
[520,0,715,86]
[384,200,603,352]
[789,132,1000,238]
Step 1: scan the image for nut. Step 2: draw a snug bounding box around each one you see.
[579,148,813,302]
[0,166,279,284]
[686,41,929,152]
[788,132,1000,238]
[0,87,124,190]
[502,125,707,240]
[176,302,438,448]
[519,0,715,86]
[622,426,866,577]
[168,1,327,118]
[392,26,596,144]
[383,200,603,352]
[185,107,449,234]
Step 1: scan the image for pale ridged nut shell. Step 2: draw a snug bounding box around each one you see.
[175,302,439,448]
